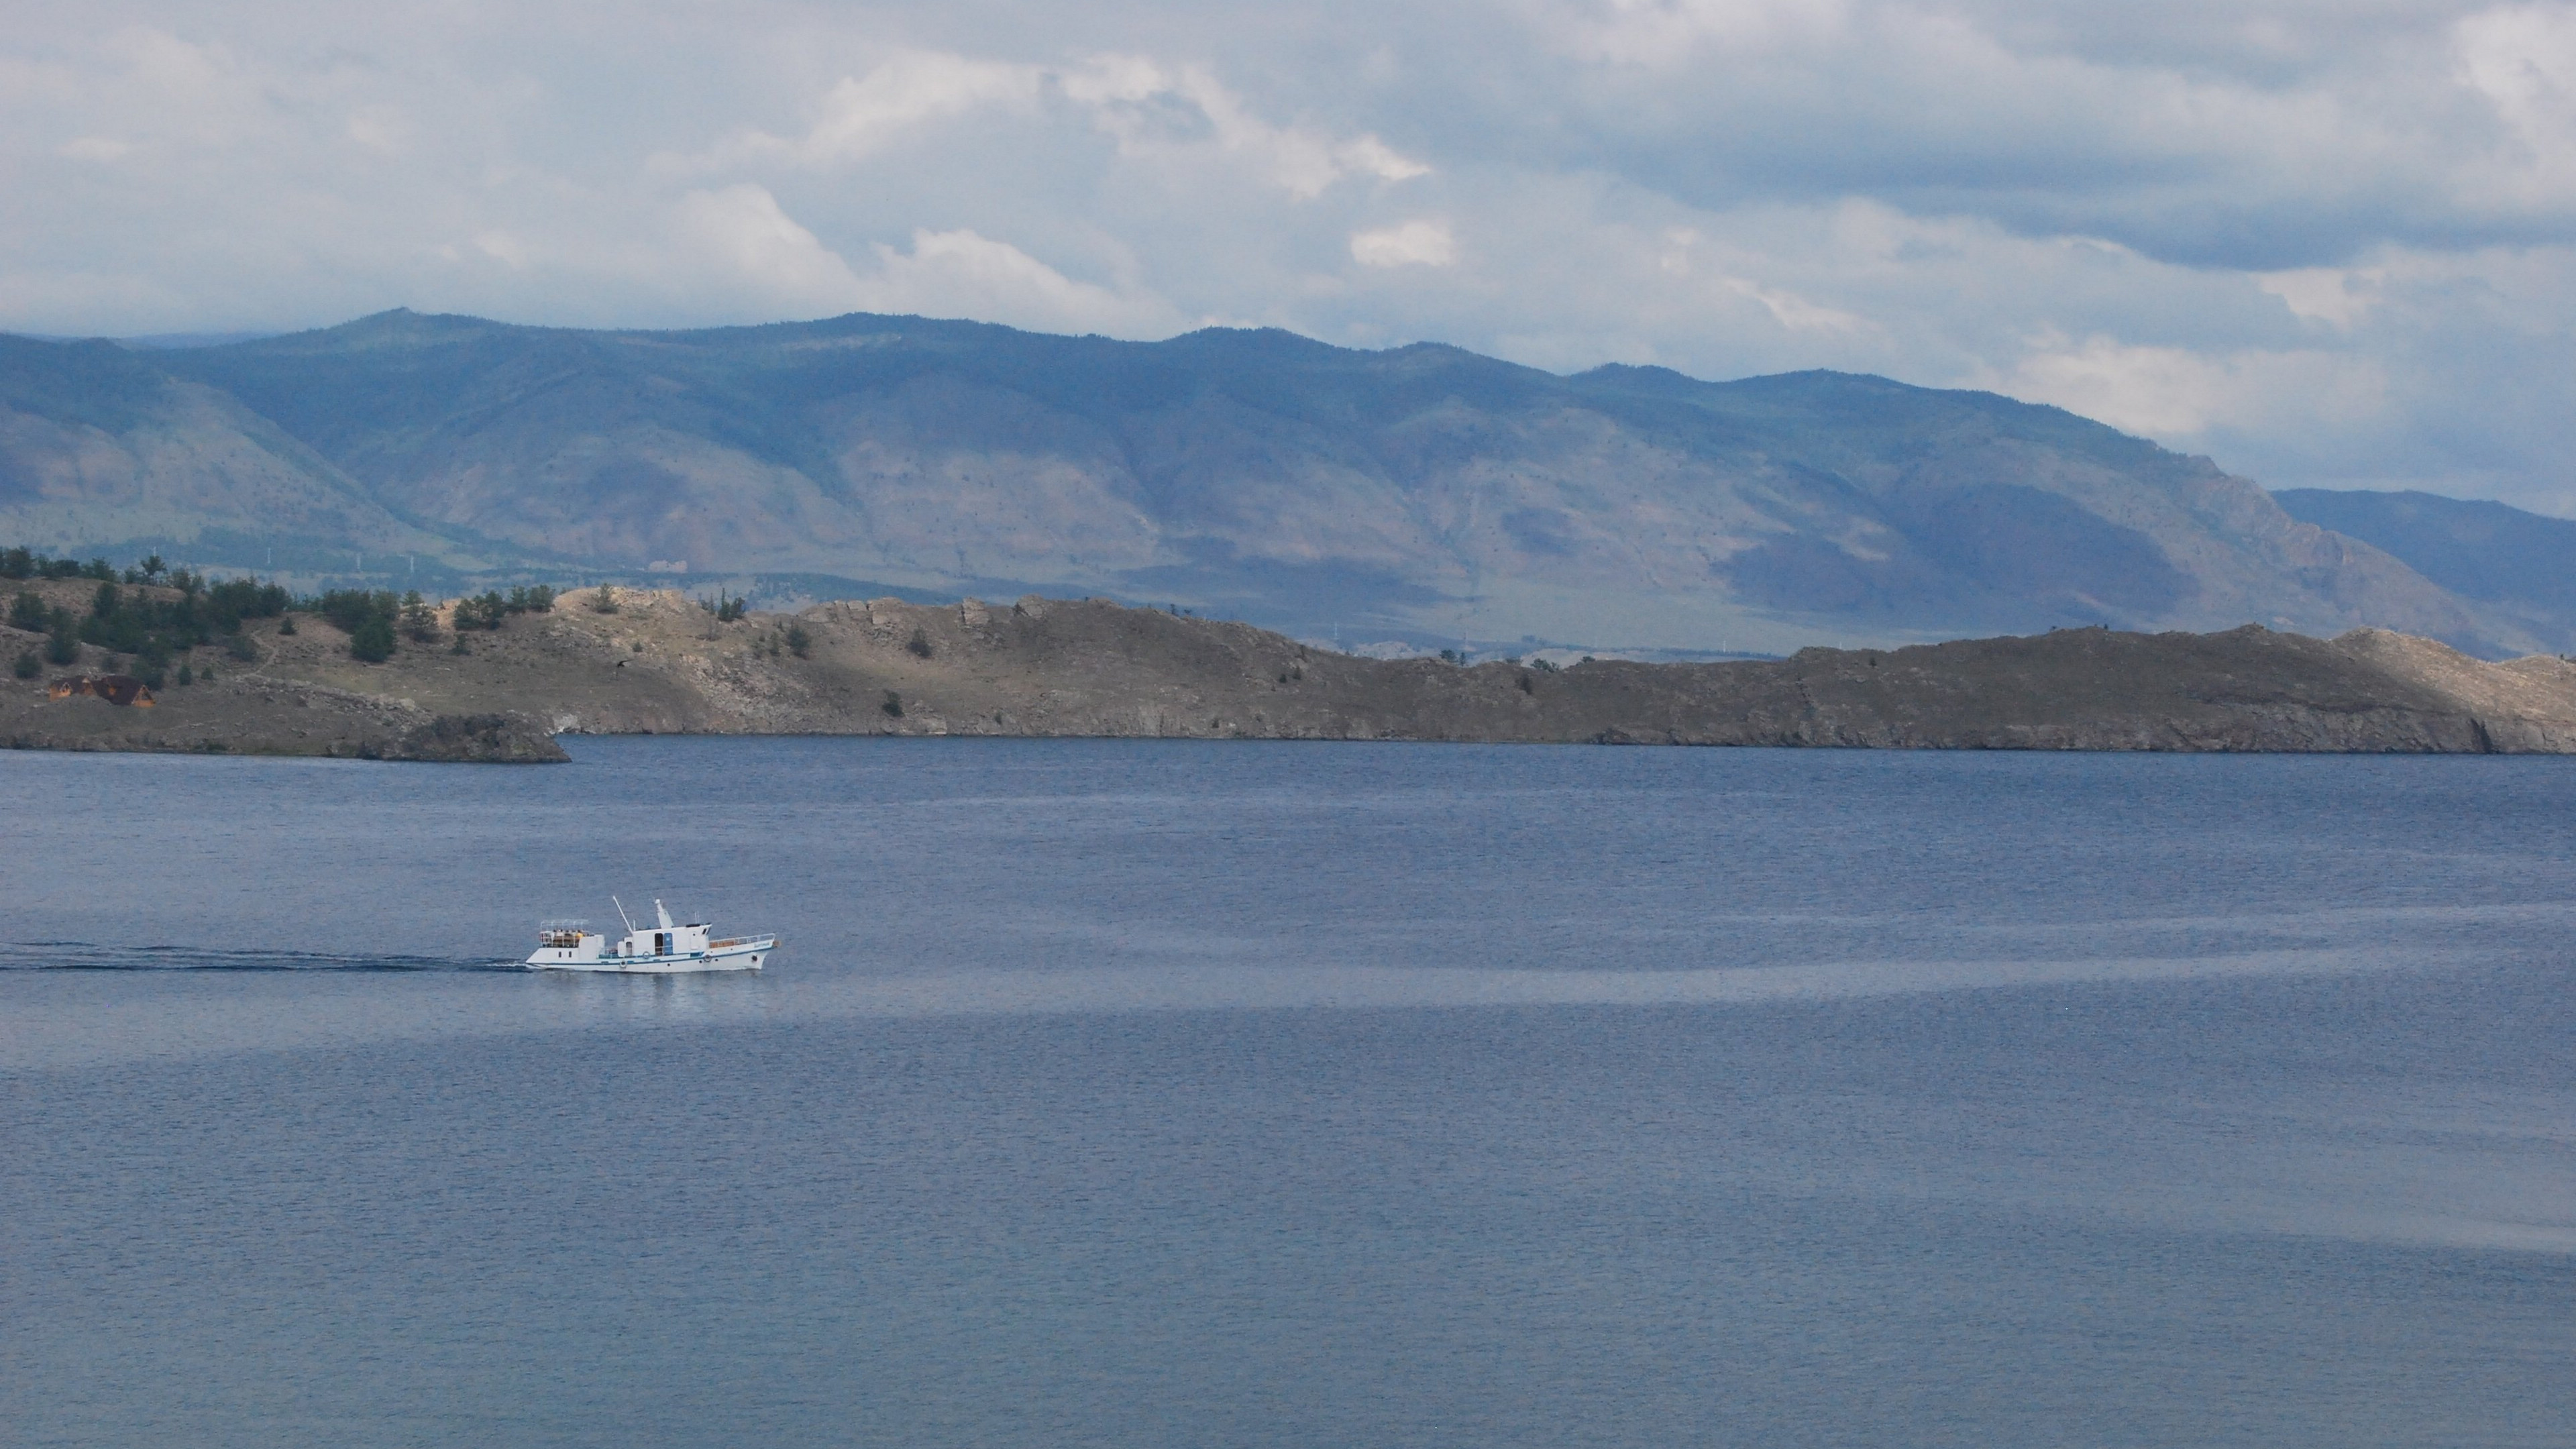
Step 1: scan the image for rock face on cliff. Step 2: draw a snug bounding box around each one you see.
[0,312,2538,655]
[9,582,2573,759]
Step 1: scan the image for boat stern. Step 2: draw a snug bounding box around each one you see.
[526,921,607,970]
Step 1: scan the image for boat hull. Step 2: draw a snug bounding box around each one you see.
[526,938,775,974]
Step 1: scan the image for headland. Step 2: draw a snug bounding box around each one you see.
[9,576,2576,761]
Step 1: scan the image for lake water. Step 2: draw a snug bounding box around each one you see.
[4,738,2572,1447]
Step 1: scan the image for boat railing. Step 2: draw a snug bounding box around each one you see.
[537,920,590,948]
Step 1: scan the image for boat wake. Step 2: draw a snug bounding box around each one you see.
[0,941,519,973]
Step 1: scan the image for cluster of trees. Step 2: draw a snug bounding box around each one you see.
[315,590,402,662]
[453,585,555,631]
[1430,647,1561,673]
[747,622,813,661]
[0,548,246,592]
[0,548,117,583]
[9,591,78,674]
[79,578,290,682]
[319,584,552,661]
[700,590,749,623]
[7,545,579,672]
[6,551,295,684]
[88,577,293,645]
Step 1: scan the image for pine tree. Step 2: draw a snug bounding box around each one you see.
[350,616,396,662]
[400,590,439,641]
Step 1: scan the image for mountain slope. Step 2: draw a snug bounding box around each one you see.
[2274,488,2576,647]
[0,311,2528,655]
[0,334,493,575]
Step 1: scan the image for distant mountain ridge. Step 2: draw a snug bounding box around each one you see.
[2273,489,2576,647]
[0,309,2555,655]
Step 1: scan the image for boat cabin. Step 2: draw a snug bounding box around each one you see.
[625,910,712,960]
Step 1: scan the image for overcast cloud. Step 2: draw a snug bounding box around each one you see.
[5,1,2574,509]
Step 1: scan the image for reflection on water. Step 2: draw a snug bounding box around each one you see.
[529,961,788,1029]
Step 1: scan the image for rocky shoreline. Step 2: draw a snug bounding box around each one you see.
[1,682,564,761]
[7,581,2576,761]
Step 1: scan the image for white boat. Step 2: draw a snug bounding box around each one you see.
[526,898,777,973]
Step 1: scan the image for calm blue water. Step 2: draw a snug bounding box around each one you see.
[4,739,2572,1447]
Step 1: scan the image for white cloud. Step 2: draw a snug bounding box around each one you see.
[852,227,1185,335]
[56,137,130,162]
[1558,0,1851,66]
[776,54,1042,166]
[343,107,409,155]
[667,194,1187,335]
[682,49,1428,201]
[462,231,523,269]
[1065,58,1428,197]
[675,184,867,310]
[2258,267,2387,329]
[1336,135,1433,184]
[1350,219,1457,267]
[2455,4,2576,205]
[1972,333,2387,440]
[1724,276,1870,334]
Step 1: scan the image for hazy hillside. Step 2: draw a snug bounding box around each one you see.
[0,310,2536,655]
[0,334,474,578]
[2274,489,2576,647]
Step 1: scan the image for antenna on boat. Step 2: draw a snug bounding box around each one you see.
[613,896,636,933]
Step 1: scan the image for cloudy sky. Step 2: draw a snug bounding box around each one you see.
[6,0,2575,510]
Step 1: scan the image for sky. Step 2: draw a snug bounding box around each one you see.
[5,0,2575,511]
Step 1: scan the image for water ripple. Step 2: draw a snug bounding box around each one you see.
[0,941,516,973]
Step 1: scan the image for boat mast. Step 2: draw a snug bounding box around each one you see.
[613,896,636,933]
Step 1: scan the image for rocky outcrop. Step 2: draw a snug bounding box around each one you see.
[384,712,566,762]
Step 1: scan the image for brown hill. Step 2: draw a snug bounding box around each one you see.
[8,582,2576,759]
